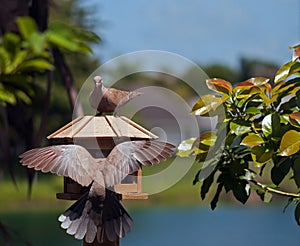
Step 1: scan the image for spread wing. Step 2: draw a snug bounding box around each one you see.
[19,145,99,187]
[101,141,175,187]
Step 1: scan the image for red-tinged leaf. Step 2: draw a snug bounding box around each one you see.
[238,81,253,87]
[290,112,300,120]
[246,77,270,86]
[234,77,270,91]
[206,78,232,95]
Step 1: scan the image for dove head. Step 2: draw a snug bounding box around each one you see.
[93,76,103,87]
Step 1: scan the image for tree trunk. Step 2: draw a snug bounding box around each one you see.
[52,47,84,117]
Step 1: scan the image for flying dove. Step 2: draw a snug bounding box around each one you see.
[19,140,175,243]
[89,76,142,115]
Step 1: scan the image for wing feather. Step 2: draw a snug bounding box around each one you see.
[19,145,97,186]
[102,141,175,187]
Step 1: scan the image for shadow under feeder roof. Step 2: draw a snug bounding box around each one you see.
[47,115,158,200]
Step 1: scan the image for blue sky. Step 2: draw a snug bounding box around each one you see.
[87,0,300,69]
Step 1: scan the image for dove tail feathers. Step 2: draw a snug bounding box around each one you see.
[58,189,133,243]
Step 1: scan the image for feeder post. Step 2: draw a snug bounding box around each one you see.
[83,235,119,246]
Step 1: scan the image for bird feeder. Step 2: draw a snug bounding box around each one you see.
[47,115,158,201]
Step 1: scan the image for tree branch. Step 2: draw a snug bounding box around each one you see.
[251,180,300,198]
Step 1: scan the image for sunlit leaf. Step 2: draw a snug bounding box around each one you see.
[262,114,272,137]
[195,132,217,146]
[191,94,223,116]
[241,134,265,147]
[275,61,300,83]
[176,138,196,157]
[206,78,232,95]
[230,121,251,135]
[278,130,300,156]
[245,77,270,86]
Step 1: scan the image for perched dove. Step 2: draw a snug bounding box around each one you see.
[19,140,175,243]
[89,76,142,115]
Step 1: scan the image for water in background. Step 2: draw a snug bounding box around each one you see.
[1,205,299,246]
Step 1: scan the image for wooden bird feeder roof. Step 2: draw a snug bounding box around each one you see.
[47,115,158,149]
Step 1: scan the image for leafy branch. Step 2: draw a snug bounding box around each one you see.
[177,45,300,224]
[250,179,300,198]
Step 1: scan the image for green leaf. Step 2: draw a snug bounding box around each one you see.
[15,90,31,104]
[200,170,216,199]
[6,50,27,73]
[176,138,196,157]
[271,113,281,138]
[46,22,97,54]
[271,158,291,185]
[251,145,274,166]
[256,189,272,203]
[194,132,217,147]
[211,183,223,210]
[278,130,300,156]
[2,32,21,55]
[245,107,261,115]
[0,87,16,105]
[191,94,223,116]
[229,121,251,135]
[46,29,79,51]
[232,180,250,204]
[16,17,38,40]
[241,134,265,147]
[18,59,53,72]
[294,203,300,226]
[206,78,232,95]
[292,155,300,188]
[28,32,47,55]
